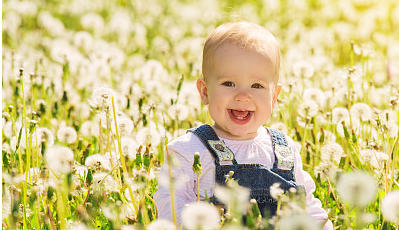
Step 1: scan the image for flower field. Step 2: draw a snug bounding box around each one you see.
[2,0,399,229]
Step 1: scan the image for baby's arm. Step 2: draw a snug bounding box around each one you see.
[153,145,197,227]
[289,137,334,230]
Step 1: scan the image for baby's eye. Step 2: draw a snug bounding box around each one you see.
[222,81,235,87]
[251,83,264,89]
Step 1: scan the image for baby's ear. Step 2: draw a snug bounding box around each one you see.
[272,83,282,108]
[196,78,209,105]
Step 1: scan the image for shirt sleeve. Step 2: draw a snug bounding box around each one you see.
[289,137,334,230]
[153,141,197,228]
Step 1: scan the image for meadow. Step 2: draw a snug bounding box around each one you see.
[2,0,399,229]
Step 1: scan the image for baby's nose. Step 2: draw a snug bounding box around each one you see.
[234,91,250,102]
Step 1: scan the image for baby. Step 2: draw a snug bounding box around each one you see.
[154,21,333,229]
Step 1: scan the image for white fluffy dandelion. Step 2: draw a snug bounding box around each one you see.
[293,60,315,78]
[147,219,177,230]
[57,126,78,144]
[336,171,377,208]
[91,172,118,192]
[332,107,349,124]
[320,142,344,164]
[298,100,319,118]
[89,85,116,110]
[168,103,189,121]
[181,202,220,230]
[381,190,399,223]
[270,182,284,200]
[277,213,320,230]
[45,145,74,174]
[359,149,389,169]
[270,122,288,134]
[85,153,111,171]
[350,103,372,122]
[37,127,55,146]
[303,88,326,108]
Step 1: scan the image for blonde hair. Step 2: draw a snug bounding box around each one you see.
[202,21,280,81]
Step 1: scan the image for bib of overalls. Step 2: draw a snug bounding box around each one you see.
[187,124,302,218]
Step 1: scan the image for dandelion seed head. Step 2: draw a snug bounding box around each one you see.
[270,182,284,200]
[89,86,116,110]
[270,122,288,134]
[182,202,220,230]
[336,171,377,208]
[382,190,399,223]
[168,104,189,121]
[135,126,162,147]
[37,127,54,146]
[214,183,250,214]
[277,213,320,230]
[57,126,77,144]
[92,172,118,192]
[314,161,339,182]
[80,12,104,33]
[303,88,326,108]
[298,100,318,118]
[293,60,314,78]
[332,107,349,124]
[45,145,74,174]
[387,121,398,138]
[147,219,177,230]
[121,137,139,160]
[350,103,372,121]
[320,142,344,164]
[360,149,389,169]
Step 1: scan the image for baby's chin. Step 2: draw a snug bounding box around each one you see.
[216,125,260,140]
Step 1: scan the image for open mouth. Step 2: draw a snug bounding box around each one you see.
[228,109,253,125]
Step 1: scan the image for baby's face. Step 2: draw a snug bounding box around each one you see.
[197,44,280,140]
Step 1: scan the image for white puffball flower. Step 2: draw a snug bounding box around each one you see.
[37,127,55,146]
[168,103,189,121]
[303,88,326,108]
[57,126,78,144]
[270,182,284,200]
[298,100,319,118]
[293,60,314,78]
[270,122,288,135]
[277,213,320,230]
[320,142,344,165]
[91,172,118,192]
[359,149,389,169]
[336,171,377,208]
[350,103,372,122]
[332,107,349,124]
[147,219,177,230]
[85,153,111,171]
[45,145,74,174]
[381,190,399,223]
[182,202,220,230]
[89,85,116,110]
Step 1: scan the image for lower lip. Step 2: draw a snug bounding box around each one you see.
[228,110,253,125]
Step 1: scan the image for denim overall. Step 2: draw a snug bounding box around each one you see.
[188,124,302,218]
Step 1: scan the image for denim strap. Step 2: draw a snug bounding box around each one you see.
[187,124,238,166]
[265,127,294,170]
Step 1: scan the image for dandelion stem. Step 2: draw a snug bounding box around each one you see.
[20,69,30,229]
[111,97,139,217]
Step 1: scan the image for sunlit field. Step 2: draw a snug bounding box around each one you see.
[2,0,399,229]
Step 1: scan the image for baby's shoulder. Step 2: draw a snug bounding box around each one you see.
[167,130,209,157]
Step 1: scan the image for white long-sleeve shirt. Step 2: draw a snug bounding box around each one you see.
[153,126,333,229]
